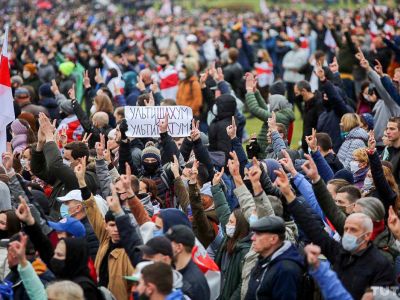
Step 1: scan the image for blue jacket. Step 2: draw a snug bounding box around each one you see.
[311,150,334,183]
[381,75,400,106]
[309,261,353,300]
[245,241,304,300]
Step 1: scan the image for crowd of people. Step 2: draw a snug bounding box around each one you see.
[3,0,400,299]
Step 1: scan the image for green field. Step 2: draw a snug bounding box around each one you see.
[245,107,303,150]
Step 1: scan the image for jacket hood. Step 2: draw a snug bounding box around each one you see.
[166,288,184,300]
[263,159,281,182]
[172,269,184,289]
[215,94,236,119]
[159,209,191,233]
[269,241,304,267]
[62,237,90,279]
[209,151,226,168]
[347,127,369,141]
[269,95,292,112]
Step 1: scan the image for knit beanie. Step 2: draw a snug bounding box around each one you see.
[11,75,23,85]
[356,197,385,221]
[59,99,74,115]
[361,113,374,131]
[39,83,55,98]
[24,63,37,74]
[334,169,354,184]
[141,141,161,162]
[59,62,75,76]
[11,119,28,135]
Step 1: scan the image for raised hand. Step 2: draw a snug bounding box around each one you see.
[190,119,201,141]
[314,61,325,81]
[273,168,295,202]
[136,74,146,91]
[368,130,376,152]
[268,111,277,132]
[227,151,240,178]
[245,73,255,92]
[171,155,180,179]
[374,59,384,77]
[212,167,225,186]
[38,113,55,141]
[107,184,123,214]
[226,116,237,140]
[113,82,121,96]
[104,140,112,163]
[150,82,159,94]
[216,67,224,82]
[159,114,168,134]
[304,244,321,269]
[355,47,365,61]
[2,144,13,172]
[95,133,105,159]
[83,70,91,89]
[329,57,339,73]
[68,84,76,100]
[15,197,34,225]
[95,68,104,84]
[306,128,318,153]
[189,160,199,184]
[74,157,87,187]
[144,92,155,106]
[58,127,68,148]
[51,79,60,95]
[301,154,320,182]
[8,233,28,266]
[82,132,92,146]
[248,157,262,184]
[120,163,134,197]
[278,149,296,176]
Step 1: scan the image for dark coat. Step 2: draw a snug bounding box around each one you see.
[302,93,324,153]
[39,97,59,120]
[223,62,244,99]
[324,152,344,174]
[288,197,395,299]
[81,216,100,261]
[245,242,304,300]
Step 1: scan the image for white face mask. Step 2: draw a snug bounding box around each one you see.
[225,224,235,238]
[20,158,28,170]
[363,94,371,102]
[90,104,97,115]
[363,176,374,190]
[349,160,361,174]
[22,70,31,79]
[178,71,186,80]
[63,159,71,167]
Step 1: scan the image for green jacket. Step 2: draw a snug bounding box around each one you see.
[212,184,251,300]
[245,91,295,158]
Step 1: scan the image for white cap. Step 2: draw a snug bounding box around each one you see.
[186,34,198,43]
[124,261,154,281]
[57,190,83,202]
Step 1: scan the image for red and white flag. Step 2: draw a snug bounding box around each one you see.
[0,25,15,155]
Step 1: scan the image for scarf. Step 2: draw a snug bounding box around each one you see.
[370,220,385,241]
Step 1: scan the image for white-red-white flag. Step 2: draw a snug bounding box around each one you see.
[0,25,16,155]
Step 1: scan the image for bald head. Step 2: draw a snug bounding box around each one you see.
[92,111,109,128]
[139,69,152,85]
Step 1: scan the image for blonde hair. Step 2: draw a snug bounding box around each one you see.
[341,113,361,132]
[258,49,272,63]
[94,94,114,114]
[353,148,369,164]
[46,281,84,300]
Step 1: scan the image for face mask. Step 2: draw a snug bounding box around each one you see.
[63,159,71,167]
[178,72,186,80]
[50,257,66,277]
[257,57,263,63]
[363,177,374,190]
[143,161,160,174]
[341,232,366,252]
[337,203,353,215]
[22,71,31,79]
[225,224,235,238]
[153,228,163,237]
[89,58,98,67]
[249,214,258,225]
[349,161,361,174]
[20,158,28,170]
[212,104,218,116]
[60,204,70,218]
[159,64,167,69]
[37,59,43,65]
[90,104,97,115]
[363,94,371,102]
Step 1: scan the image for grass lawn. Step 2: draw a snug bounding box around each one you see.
[245,107,303,150]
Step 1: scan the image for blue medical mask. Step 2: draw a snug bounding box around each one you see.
[341,232,366,252]
[249,214,258,225]
[60,204,70,218]
[153,228,163,237]
[363,177,374,191]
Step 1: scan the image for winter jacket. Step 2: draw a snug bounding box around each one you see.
[176,75,203,117]
[223,62,244,99]
[212,184,251,300]
[287,197,395,299]
[16,261,48,300]
[303,94,324,153]
[209,94,237,160]
[19,102,49,117]
[282,49,309,83]
[337,127,368,170]
[246,91,294,157]
[368,70,400,144]
[30,141,99,219]
[311,150,335,183]
[83,193,134,300]
[309,261,353,300]
[38,97,59,120]
[245,241,304,300]
[324,152,344,174]
[317,80,354,153]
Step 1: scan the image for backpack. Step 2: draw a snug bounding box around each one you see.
[74,276,116,300]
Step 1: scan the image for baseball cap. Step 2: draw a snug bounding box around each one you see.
[47,217,86,237]
[165,225,195,248]
[57,190,83,202]
[137,236,173,258]
[124,261,154,282]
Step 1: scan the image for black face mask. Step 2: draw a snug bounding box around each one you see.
[50,257,66,277]
[142,161,160,174]
[159,64,167,69]
[295,95,303,103]
[243,179,254,195]
[257,57,263,63]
